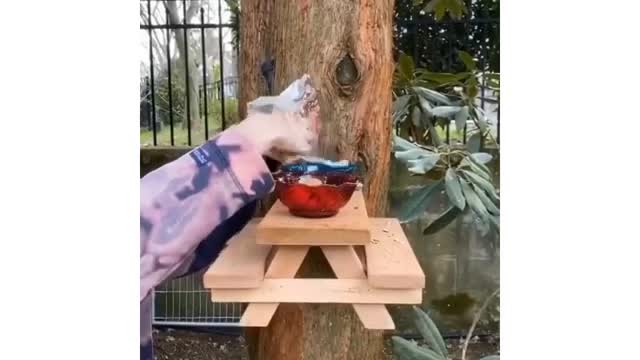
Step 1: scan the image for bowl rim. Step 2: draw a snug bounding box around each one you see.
[272,170,361,189]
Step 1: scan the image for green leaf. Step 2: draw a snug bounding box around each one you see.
[479,356,500,360]
[447,0,466,19]
[392,95,412,124]
[460,156,492,182]
[465,75,479,98]
[394,112,407,124]
[395,148,436,162]
[412,0,425,6]
[396,181,444,223]
[424,0,439,12]
[431,106,461,118]
[414,87,451,105]
[391,336,447,360]
[397,180,444,223]
[424,0,466,21]
[471,152,493,165]
[467,132,481,152]
[392,95,412,115]
[445,168,465,210]
[466,85,479,99]
[417,94,433,114]
[461,169,499,203]
[454,105,469,132]
[418,71,467,84]
[412,306,449,358]
[460,179,489,219]
[473,183,500,215]
[472,107,488,132]
[434,1,447,21]
[393,134,419,151]
[458,50,476,71]
[488,215,500,231]
[455,72,473,81]
[407,154,441,174]
[411,106,422,127]
[398,53,415,82]
[423,205,461,235]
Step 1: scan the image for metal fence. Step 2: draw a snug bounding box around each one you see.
[140,0,244,327]
[152,269,243,327]
[140,0,237,147]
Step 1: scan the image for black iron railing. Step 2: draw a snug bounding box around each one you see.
[140,0,236,146]
[140,0,499,147]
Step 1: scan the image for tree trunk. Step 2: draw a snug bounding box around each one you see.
[240,1,394,359]
[238,0,275,119]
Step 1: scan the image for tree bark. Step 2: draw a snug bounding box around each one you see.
[240,1,395,359]
[238,0,275,119]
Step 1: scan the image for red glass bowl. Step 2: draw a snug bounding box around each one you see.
[273,171,360,218]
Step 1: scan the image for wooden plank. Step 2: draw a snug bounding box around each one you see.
[211,279,422,304]
[256,191,371,245]
[264,246,309,278]
[240,246,309,327]
[354,245,367,273]
[202,219,271,289]
[366,218,426,289]
[321,246,395,330]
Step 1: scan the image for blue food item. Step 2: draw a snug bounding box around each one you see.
[280,158,360,174]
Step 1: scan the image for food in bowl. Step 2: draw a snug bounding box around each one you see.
[273,159,362,218]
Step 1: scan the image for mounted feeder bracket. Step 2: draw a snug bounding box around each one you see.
[202,191,426,330]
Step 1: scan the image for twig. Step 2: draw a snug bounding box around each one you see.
[461,289,499,360]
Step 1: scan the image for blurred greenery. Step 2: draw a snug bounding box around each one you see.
[395,0,500,73]
[141,97,238,146]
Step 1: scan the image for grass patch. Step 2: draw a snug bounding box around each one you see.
[141,98,238,147]
[141,126,220,147]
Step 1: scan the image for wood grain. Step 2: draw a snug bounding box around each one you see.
[321,246,395,330]
[366,218,426,289]
[211,279,422,304]
[202,220,271,289]
[256,191,371,245]
[240,246,309,327]
[238,0,274,119]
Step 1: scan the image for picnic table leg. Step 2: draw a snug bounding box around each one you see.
[321,245,394,329]
[241,246,309,326]
[245,247,386,360]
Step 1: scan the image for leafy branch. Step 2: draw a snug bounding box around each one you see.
[392,49,499,236]
[412,0,467,21]
[393,51,499,150]
[393,133,499,236]
[392,300,500,360]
